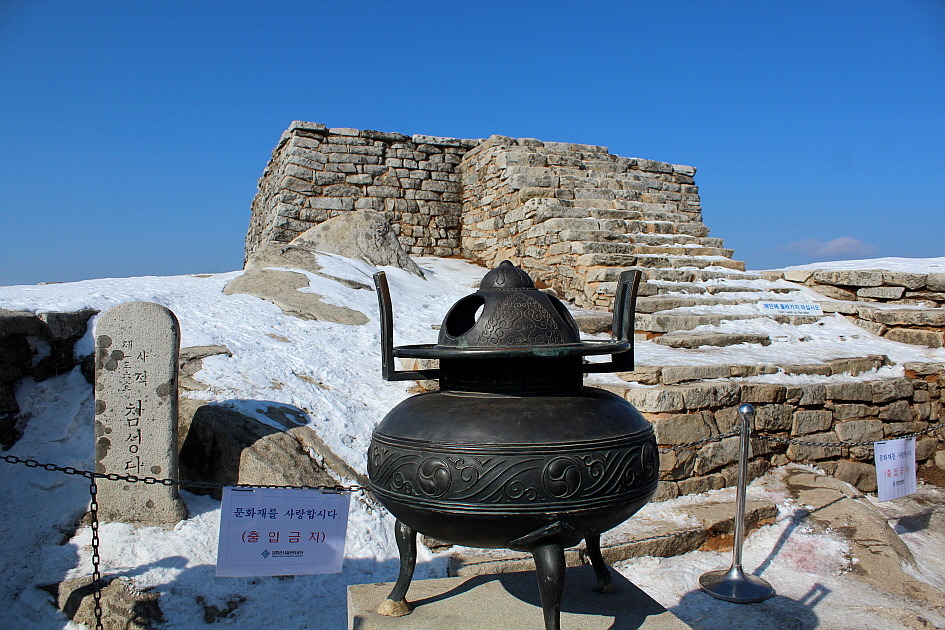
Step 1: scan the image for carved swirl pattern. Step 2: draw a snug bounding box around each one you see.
[369,437,659,509]
[478,294,561,346]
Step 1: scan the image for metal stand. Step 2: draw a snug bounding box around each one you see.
[699,404,775,603]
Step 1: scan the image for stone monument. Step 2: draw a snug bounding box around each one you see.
[94,302,187,525]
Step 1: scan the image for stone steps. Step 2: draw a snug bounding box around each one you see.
[634,293,804,314]
[584,266,761,284]
[556,229,726,250]
[560,241,735,259]
[635,312,822,334]
[651,332,773,349]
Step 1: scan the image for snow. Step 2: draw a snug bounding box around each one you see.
[1,254,944,629]
[776,256,945,274]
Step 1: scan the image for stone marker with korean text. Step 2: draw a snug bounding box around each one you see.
[94,302,187,525]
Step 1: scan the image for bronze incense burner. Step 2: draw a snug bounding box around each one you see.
[369,261,657,629]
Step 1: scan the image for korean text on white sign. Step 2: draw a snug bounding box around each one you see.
[217,487,350,576]
[874,437,916,502]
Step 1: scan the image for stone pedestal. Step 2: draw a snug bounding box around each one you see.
[347,566,691,629]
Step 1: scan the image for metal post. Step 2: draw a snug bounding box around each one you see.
[699,403,774,603]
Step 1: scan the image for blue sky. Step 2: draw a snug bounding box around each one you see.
[1,0,943,286]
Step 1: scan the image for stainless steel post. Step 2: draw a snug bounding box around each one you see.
[698,403,774,603]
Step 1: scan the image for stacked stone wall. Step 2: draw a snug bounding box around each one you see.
[598,361,945,498]
[765,269,945,348]
[246,122,479,260]
[458,135,719,309]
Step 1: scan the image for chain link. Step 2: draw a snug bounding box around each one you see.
[753,421,945,449]
[88,478,103,630]
[658,428,741,453]
[3,418,943,629]
[0,455,367,492]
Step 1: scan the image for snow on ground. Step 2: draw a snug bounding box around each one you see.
[1,254,944,629]
[776,256,945,274]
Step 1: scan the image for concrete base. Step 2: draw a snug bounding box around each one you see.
[347,566,692,629]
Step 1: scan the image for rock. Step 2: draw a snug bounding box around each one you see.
[812,269,885,287]
[872,308,945,326]
[792,410,833,435]
[55,575,163,629]
[245,242,325,275]
[290,210,423,276]
[178,345,232,392]
[885,327,944,348]
[223,268,367,325]
[178,400,364,499]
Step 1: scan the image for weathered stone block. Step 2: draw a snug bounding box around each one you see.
[825,381,873,402]
[831,403,873,420]
[754,405,793,432]
[885,328,944,348]
[739,383,787,404]
[926,273,945,291]
[834,419,883,443]
[693,436,740,474]
[786,432,843,461]
[661,365,730,385]
[812,269,884,287]
[625,387,685,413]
[857,286,905,300]
[680,382,739,410]
[879,400,914,422]
[798,384,827,406]
[870,378,913,404]
[792,410,833,436]
[651,412,713,445]
[882,271,927,289]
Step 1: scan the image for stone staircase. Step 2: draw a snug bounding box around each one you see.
[458,140,945,497]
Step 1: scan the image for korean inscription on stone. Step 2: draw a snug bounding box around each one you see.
[94,301,187,525]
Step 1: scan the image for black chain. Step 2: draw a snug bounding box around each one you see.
[88,477,103,630]
[658,428,741,453]
[0,455,366,492]
[3,419,943,628]
[2,454,365,629]
[753,421,945,449]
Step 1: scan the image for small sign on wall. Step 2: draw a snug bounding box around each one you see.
[758,302,824,316]
[217,487,350,576]
[874,437,917,502]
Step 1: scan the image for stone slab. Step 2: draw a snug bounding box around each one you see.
[94,302,187,525]
[348,567,691,630]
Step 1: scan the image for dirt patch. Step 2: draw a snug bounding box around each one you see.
[919,463,945,489]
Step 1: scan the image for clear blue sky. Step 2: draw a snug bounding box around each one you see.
[2,0,943,286]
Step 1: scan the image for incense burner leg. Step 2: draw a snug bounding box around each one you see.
[585,534,616,594]
[531,541,565,630]
[377,519,416,617]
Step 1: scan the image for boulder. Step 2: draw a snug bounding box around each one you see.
[54,575,163,630]
[290,210,423,276]
[178,400,365,499]
[223,268,367,325]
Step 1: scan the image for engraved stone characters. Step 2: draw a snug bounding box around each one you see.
[94,302,187,525]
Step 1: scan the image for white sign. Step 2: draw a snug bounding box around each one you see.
[874,437,917,501]
[759,302,824,316]
[216,487,350,576]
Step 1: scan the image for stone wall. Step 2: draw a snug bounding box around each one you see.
[246,122,479,260]
[0,308,95,447]
[247,123,736,312]
[774,268,945,307]
[765,269,945,348]
[599,361,944,497]
[458,135,727,308]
